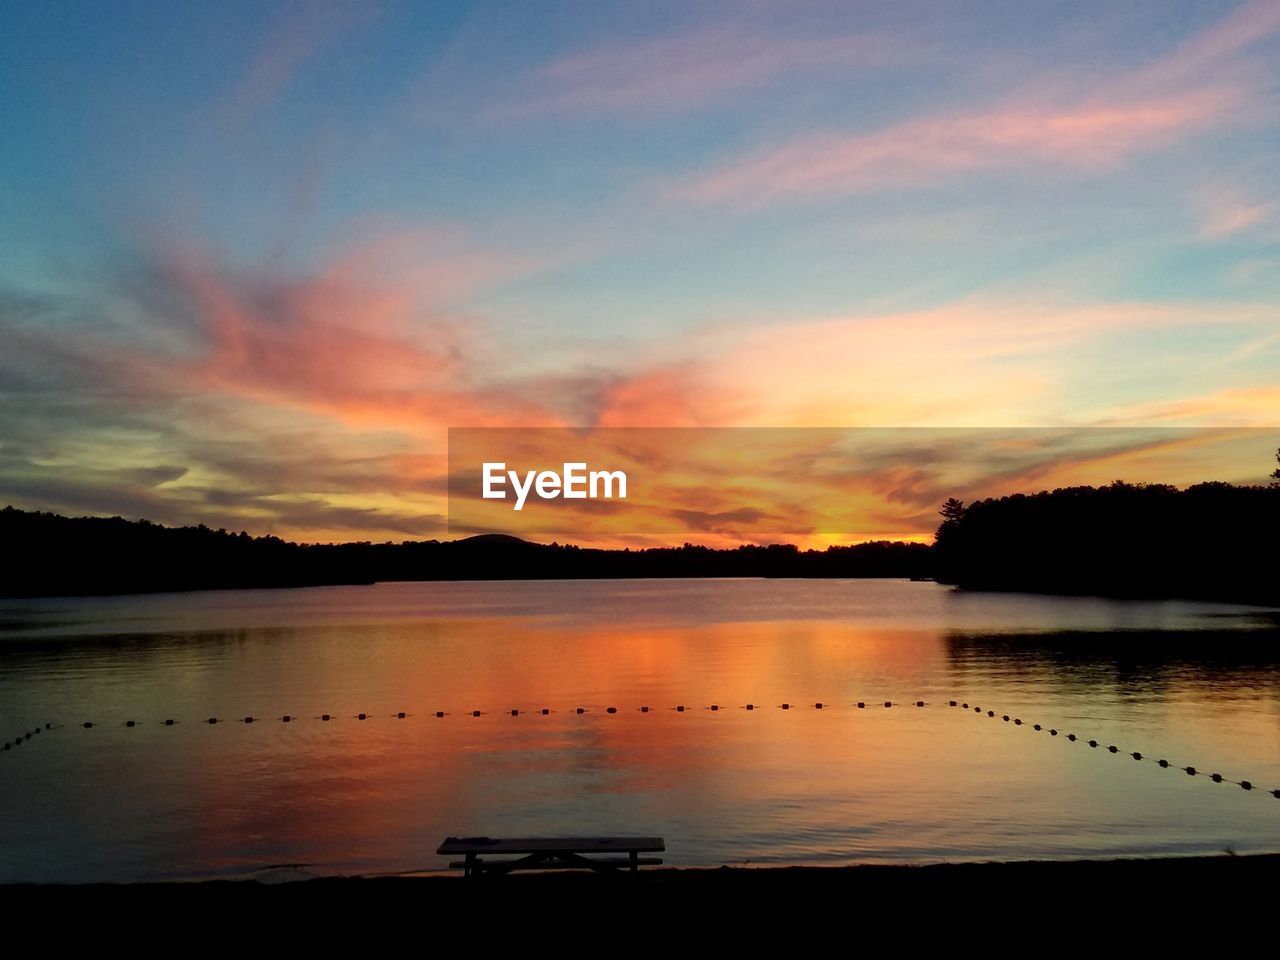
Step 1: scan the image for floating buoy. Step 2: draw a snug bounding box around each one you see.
[710,704,719,711]
[856,702,865,709]
[606,707,617,714]
[397,712,406,719]
[987,711,994,717]
[745,704,754,711]
[472,710,481,717]
[1241,781,1252,790]
[208,718,218,725]
[814,702,823,710]
[1033,724,1041,731]
[436,711,445,718]
[962,703,969,709]
[244,716,254,724]
[675,705,684,712]
[510,709,519,716]
[916,701,924,708]
[164,719,175,726]
[357,713,366,721]
[1273,789,1280,799]
[1211,773,1223,783]
[640,706,650,713]
[1108,745,1117,753]
[321,714,330,722]
[1186,766,1196,776]
[1158,759,1169,767]
[283,715,292,722]
[1088,740,1097,748]
[949,700,957,707]
[1132,752,1142,760]
[45,723,51,729]
[1067,734,1076,741]
[541,708,550,715]
[1002,715,1009,721]
[884,701,892,708]
[83,721,93,728]
[577,707,586,714]
[1049,729,1057,736]
[125,720,136,728]
[781,703,789,710]
[1014,718,1022,725]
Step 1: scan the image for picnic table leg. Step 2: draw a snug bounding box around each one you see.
[629,850,639,873]
[465,852,477,879]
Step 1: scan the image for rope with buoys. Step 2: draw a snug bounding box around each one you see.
[9,698,1279,799]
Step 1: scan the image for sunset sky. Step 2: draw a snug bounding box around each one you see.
[2,1,1278,543]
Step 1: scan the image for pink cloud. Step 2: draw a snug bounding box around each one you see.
[1146,0,1280,85]
[1196,190,1274,239]
[673,1,1279,206]
[677,90,1235,204]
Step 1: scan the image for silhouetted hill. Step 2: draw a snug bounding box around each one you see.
[0,506,933,598]
[935,481,1280,606]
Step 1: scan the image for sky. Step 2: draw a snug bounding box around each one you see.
[1,0,1278,544]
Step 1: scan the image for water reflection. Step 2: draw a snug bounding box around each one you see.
[945,625,1280,695]
[2,580,1279,883]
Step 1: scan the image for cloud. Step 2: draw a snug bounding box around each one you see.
[671,1,1278,207]
[1144,0,1280,85]
[676,90,1236,205]
[0,222,574,541]
[214,1,379,126]
[164,229,563,431]
[1196,188,1275,239]
[521,24,921,115]
[3,230,1277,543]
[1102,386,1280,427]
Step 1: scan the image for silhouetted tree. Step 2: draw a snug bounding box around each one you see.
[1271,447,1280,487]
[932,480,1279,605]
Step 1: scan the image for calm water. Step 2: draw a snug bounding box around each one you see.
[2,579,1279,883]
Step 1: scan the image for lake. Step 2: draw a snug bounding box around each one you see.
[2,578,1279,884]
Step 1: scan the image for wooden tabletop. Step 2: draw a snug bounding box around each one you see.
[437,836,665,855]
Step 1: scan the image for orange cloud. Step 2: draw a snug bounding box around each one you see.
[594,301,1268,429]
[165,233,561,432]
[1104,386,1280,427]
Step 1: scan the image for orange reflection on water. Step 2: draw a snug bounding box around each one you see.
[4,579,1280,881]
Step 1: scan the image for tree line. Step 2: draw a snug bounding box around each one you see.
[933,464,1280,605]
[0,507,932,598]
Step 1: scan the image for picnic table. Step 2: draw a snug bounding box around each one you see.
[437,836,665,878]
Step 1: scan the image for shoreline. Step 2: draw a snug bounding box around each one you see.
[7,852,1279,895]
[7,856,1277,937]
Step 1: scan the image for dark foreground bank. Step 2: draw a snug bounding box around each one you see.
[5,855,1276,913]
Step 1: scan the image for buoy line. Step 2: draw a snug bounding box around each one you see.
[6,699,1278,800]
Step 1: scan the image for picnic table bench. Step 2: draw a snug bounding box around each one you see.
[437,836,665,878]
